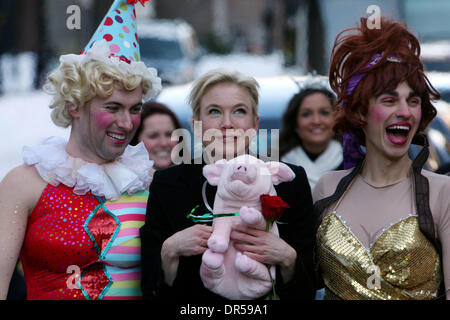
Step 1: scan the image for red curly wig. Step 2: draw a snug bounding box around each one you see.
[329,16,440,146]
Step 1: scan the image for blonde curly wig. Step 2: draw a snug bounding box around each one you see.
[44,60,154,128]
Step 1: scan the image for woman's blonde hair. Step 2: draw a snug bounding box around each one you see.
[44,60,153,128]
[188,69,259,123]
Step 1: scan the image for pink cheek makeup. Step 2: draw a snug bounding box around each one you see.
[371,106,389,126]
[93,110,115,129]
[93,110,129,145]
[132,114,141,130]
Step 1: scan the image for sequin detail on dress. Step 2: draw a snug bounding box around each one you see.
[79,200,121,300]
[20,184,100,300]
[317,214,442,299]
[84,203,121,259]
[20,184,148,300]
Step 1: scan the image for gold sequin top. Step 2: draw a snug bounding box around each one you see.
[317,211,442,299]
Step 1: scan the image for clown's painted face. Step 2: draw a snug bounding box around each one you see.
[363,81,422,160]
[73,87,143,163]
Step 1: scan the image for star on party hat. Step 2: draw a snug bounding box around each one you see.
[59,0,161,100]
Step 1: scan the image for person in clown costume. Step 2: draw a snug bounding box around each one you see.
[0,0,161,300]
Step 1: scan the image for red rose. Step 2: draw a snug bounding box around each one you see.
[260,194,289,299]
[260,194,290,222]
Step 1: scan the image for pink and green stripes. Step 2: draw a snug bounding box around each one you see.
[101,190,148,299]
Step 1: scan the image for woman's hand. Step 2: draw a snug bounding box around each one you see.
[161,224,212,286]
[230,225,297,283]
[165,224,212,258]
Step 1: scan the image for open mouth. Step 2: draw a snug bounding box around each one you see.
[385,124,411,145]
[311,128,325,134]
[107,132,127,143]
[154,151,170,159]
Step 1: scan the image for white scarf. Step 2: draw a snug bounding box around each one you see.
[281,140,343,189]
[22,136,154,200]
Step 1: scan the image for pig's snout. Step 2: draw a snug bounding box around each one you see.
[230,164,256,183]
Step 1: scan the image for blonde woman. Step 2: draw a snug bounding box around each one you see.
[0,0,161,300]
[140,69,317,300]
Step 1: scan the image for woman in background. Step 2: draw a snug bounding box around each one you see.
[280,80,343,188]
[131,101,183,173]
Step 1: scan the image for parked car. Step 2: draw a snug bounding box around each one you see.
[425,71,450,104]
[421,41,450,73]
[156,75,450,170]
[138,19,201,85]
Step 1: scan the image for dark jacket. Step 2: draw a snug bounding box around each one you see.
[140,162,317,300]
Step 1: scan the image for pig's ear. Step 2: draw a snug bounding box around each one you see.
[265,162,296,185]
[203,159,228,186]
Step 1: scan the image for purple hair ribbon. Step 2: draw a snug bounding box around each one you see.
[342,53,403,169]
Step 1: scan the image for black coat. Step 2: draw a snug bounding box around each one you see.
[140,162,317,300]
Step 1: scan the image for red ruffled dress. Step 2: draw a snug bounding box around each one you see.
[20,137,153,300]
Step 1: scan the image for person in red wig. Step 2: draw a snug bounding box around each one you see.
[313,16,449,300]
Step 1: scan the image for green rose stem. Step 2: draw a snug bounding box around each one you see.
[265,219,279,300]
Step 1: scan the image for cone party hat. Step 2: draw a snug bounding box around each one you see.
[59,0,161,99]
[82,0,148,63]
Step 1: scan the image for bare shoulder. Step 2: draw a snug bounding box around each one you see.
[2,164,46,187]
[0,164,47,213]
[312,169,353,203]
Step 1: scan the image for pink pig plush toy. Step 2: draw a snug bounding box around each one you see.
[200,154,295,299]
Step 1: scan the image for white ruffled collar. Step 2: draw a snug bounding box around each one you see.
[23,136,153,200]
